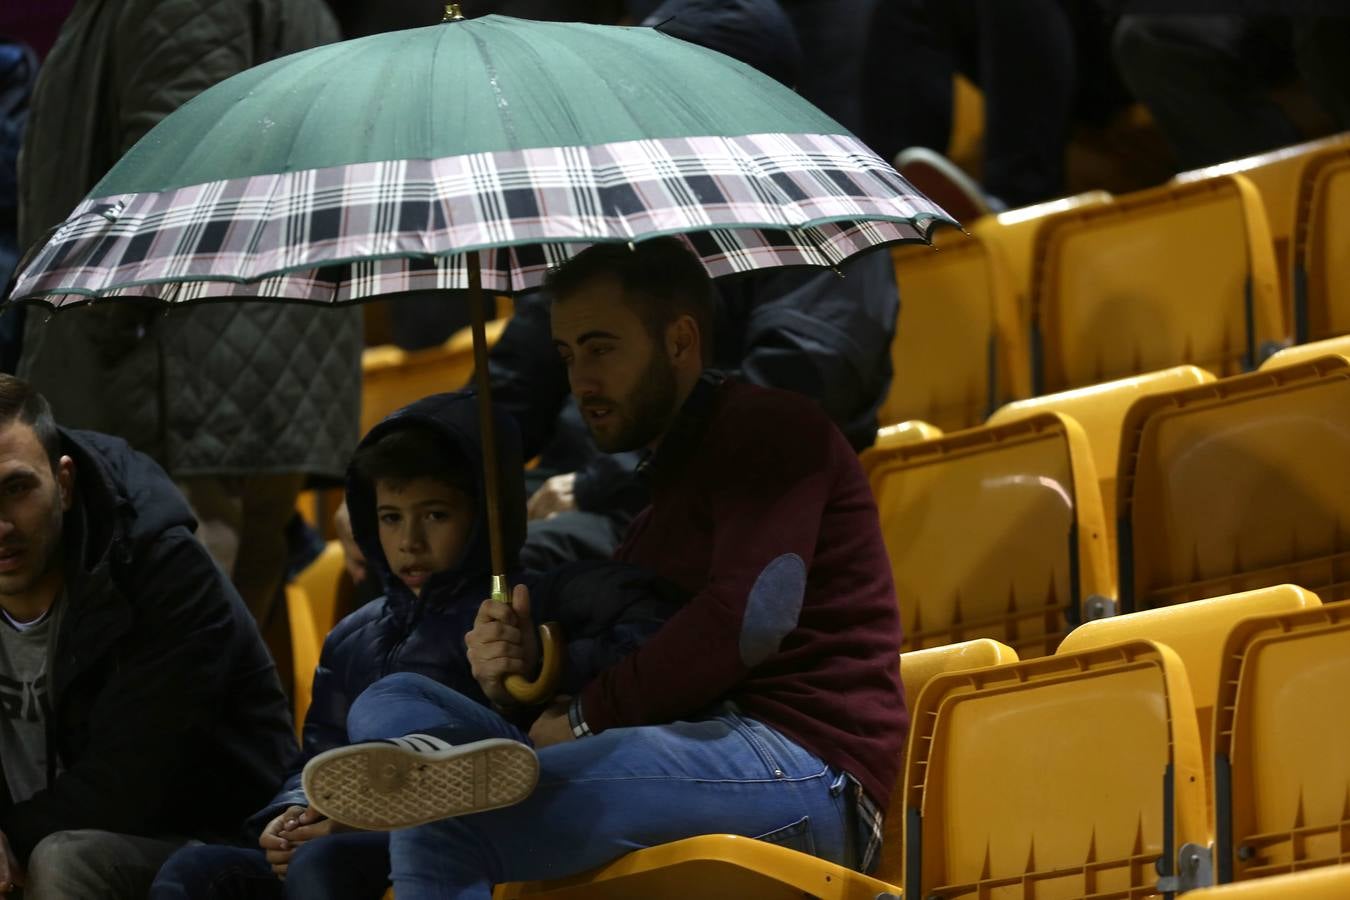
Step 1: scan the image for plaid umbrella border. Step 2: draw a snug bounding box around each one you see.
[13,132,955,304]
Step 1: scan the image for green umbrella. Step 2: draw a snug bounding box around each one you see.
[10,5,955,701]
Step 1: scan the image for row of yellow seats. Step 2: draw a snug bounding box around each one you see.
[360,316,508,437]
[862,334,1350,657]
[292,572,1348,898]
[885,133,1350,433]
[488,586,1349,899]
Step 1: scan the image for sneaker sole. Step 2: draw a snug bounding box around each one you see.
[303,738,539,831]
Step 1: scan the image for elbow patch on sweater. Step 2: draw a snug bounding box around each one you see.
[739,553,807,668]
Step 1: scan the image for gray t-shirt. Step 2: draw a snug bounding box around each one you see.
[0,597,62,804]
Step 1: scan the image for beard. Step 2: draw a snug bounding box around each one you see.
[586,350,679,453]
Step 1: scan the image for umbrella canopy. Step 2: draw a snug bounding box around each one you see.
[6,10,955,702]
[8,13,953,306]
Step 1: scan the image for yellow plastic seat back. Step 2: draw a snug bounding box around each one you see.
[288,541,348,733]
[903,640,1207,899]
[884,230,1028,432]
[1118,358,1350,611]
[1213,600,1350,883]
[972,190,1112,319]
[295,540,347,642]
[1058,584,1320,803]
[869,413,1111,658]
[1259,334,1350,370]
[1031,175,1284,393]
[870,640,1020,886]
[286,584,319,736]
[859,419,942,481]
[1175,133,1350,304]
[988,364,1215,591]
[361,318,506,436]
[1294,151,1350,342]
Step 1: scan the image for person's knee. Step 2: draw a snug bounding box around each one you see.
[26,831,113,896]
[285,838,342,896]
[286,836,389,900]
[148,844,240,898]
[347,671,436,741]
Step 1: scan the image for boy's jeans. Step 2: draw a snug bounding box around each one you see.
[148,831,389,900]
[346,672,859,900]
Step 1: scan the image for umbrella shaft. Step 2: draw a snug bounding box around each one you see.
[468,252,509,602]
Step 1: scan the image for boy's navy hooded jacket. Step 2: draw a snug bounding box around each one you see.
[251,392,681,830]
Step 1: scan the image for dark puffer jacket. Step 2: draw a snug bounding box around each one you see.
[250,392,682,830]
[0,428,295,861]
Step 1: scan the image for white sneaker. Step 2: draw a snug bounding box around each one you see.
[302,735,539,831]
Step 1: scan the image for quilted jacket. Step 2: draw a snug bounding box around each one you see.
[16,0,361,481]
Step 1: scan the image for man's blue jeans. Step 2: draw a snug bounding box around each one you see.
[346,672,858,900]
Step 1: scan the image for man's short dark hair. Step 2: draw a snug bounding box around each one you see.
[545,238,716,365]
[0,374,63,473]
[351,424,476,499]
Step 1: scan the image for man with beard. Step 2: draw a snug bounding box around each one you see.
[299,238,907,898]
[0,376,293,898]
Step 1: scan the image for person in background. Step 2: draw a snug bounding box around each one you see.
[488,0,902,570]
[1113,11,1350,172]
[14,0,363,693]
[0,39,37,373]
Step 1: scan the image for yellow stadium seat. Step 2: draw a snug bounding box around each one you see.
[972,190,1113,318]
[1029,174,1285,394]
[868,413,1112,656]
[859,419,942,481]
[1212,600,1350,884]
[948,74,984,175]
[884,229,1028,432]
[882,639,1018,886]
[497,640,1017,900]
[1058,584,1320,815]
[988,364,1216,597]
[288,541,347,731]
[1175,133,1350,305]
[286,584,318,736]
[902,640,1208,899]
[1118,357,1350,611]
[1259,333,1350,370]
[295,540,346,640]
[1188,862,1350,898]
[1293,149,1350,342]
[361,318,507,436]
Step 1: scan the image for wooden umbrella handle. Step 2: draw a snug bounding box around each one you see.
[505,621,565,705]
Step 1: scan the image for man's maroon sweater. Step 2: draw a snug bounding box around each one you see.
[576,376,908,809]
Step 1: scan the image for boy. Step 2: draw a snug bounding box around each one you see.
[150,391,530,900]
[152,389,678,899]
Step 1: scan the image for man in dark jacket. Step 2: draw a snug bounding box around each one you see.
[302,238,906,899]
[0,374,293,898]
[151,392,681,899]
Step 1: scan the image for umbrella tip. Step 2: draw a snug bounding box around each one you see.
[443,3,465,21]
